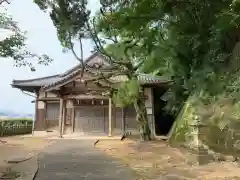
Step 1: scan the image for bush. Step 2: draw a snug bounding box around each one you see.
[0,118,33,136]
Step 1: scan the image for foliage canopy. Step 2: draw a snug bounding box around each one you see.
[0,1,52,71]
[33,0,240,139]
[94,0,240,114]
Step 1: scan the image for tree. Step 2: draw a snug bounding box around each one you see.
[0,1,52,71]
[93,0,240,114]
[33,0,153,140]
[33,0,240,140]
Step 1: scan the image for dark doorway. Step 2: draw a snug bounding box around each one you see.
[153,87,175,136]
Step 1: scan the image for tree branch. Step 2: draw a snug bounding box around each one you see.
[99,6,118,43]
[88,17,133,68]
[0,0,10,5]
[79,35,84,77]
[68,33,85,78]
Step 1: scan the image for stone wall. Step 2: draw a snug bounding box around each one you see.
[169,95,240,163]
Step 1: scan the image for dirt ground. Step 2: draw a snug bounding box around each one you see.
[0,136,53,176]
[96,139,240,180]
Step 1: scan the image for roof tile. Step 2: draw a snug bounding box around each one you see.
[110,73,169,84]
[12,53,170,91]
[12,75,62,87]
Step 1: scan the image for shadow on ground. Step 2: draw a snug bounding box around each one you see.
[34,139,135,180]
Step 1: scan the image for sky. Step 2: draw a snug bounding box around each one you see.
[0,0,99,114]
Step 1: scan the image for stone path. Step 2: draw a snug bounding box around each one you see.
[34,139,135,180]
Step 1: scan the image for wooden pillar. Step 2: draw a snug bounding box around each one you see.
[32,94,38,135]
[71,108,75,133]
[43,102,47,130]
[59,98,63,137]
[113,104,116,130]
[43,92,47,130]
[61,100,66,135]
[151,88,156,138]
[121,108,126,136]
[108,97,112,137]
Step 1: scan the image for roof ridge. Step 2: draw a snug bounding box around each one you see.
[60,64,81,77]
[12,74,60,83]
[60,51,100,77]
[43,52,105,89]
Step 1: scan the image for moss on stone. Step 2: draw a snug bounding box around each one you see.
[170,95,240,158]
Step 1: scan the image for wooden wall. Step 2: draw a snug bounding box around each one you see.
[34,89,60,131]
[34,98,46,131]
[45,102,59,131]
[33,86,154,135]
[113,105,137,135]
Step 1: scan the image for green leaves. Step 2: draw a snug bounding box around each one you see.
[0,10,52,70]
[113,78,140,107]
[53,0,90,47]
[0,11,25,58]
[98,0,240,114]
[32,0,240,114]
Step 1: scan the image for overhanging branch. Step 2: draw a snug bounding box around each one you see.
[0,0,10,5]
[68,32,85,77]
[88,17,134,69]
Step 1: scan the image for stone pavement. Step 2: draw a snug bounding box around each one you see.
[34,139,135,180]
[14,156,38,180]
[0,137,53,180]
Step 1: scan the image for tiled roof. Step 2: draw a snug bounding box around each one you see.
[11,52,100,88]
[110,73,169,85]
[42,66,114,90]
[12,52,170,92]
[43,71,169,90]
[59,52,100,77]
[12,75,61,87]
[43,69,81,89]
[12,52,103,90]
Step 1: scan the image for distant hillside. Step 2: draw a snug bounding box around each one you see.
[0,110,33,119]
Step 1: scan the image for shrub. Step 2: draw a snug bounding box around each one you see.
[0,118,33,136]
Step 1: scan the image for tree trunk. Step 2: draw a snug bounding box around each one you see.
[134,91,151,141]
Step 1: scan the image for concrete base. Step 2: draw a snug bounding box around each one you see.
[32,131,47,136]
[21,131,57,138]
[22,131,122,140]
[155,136,169,141]
[48,133,122,140]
